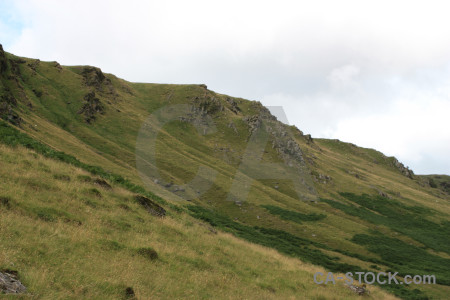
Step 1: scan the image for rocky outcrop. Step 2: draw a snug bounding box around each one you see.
[78,92,105,123]
[54,62,62,71]
[81,67,117,98]
[243,114,262,135]
[0,270,26,294]
[82,67,106,87]
[9,58,25,77]
[346,283,368,296]
[391,158,414,179]
[27,59,40,73]
[226,97,241,114]
[0,45,8,74]
[0,94,21,125]
[194,96,224,114]
[311,171,332,184]
[134,195,166,217]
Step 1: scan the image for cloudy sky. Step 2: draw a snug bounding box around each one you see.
[1,0,449,174]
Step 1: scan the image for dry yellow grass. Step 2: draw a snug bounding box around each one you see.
[0,144,397,299]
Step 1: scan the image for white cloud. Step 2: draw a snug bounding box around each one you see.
[327,64,360,91]
[2,0,450,174]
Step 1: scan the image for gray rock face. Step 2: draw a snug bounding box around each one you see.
[243,114,262,135]
[0,271,26,294]
[226,97,241,114]
[78,92,105,123]
[392,158,414,179]
[81,66,117,98]
[82,66,106,88]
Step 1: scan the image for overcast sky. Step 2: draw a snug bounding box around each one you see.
[1,0,449,174]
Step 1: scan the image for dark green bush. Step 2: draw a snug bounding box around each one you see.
[136,247,158,260]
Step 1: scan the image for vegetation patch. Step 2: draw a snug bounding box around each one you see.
[53,174,71,181]
[187,205,427,299]
[322,193,450,253]
[29,206,81,224]
[99,239,126,251]
[136,247,158,261]
[351,233,450,286]
[0,196,12,209]
[85,188,102,198]
[261,205,326,224]
[77,175,92,182]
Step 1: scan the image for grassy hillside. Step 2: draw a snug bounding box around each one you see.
[0,138,398,299]
[1,45,450,299]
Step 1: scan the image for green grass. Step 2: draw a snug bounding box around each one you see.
[187,205,429,300]
[187,205,363,272]
[322,193,450,253]
[2,49,450,299]
[1,145,391,299]
[0,120,167,206]
[261,204,326,224]
[351,233,450,286]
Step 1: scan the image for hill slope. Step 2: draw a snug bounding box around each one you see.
[1,44,449,299]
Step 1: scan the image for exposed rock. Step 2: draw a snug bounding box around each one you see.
[27,59,40,72]
[81,66,117,97]
[243,114,262,135]
[134,195,166,217]
[373,187,391,198]
[0,95,22,125]
[82,67,106,87]
[311,172,332,184]
[8,59,22,77]
[0,270,26,294]
[54,62,62,71]
[304,134,313,143]
[391,158,414,179]
[78,92,105,123]
[346,170,366,181]
[194,96,223,114]
[0,93,17,107]
[346,283,368,296]
[226,97,241,114]
[227,122,238,134]
[0,45,8,74]
[93,178,112,190]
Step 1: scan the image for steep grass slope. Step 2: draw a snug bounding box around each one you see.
[1,45,449,299]
[0,140,398,299]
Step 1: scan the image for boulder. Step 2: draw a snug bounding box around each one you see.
[134,195,166,217]
[0,270,26,294]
